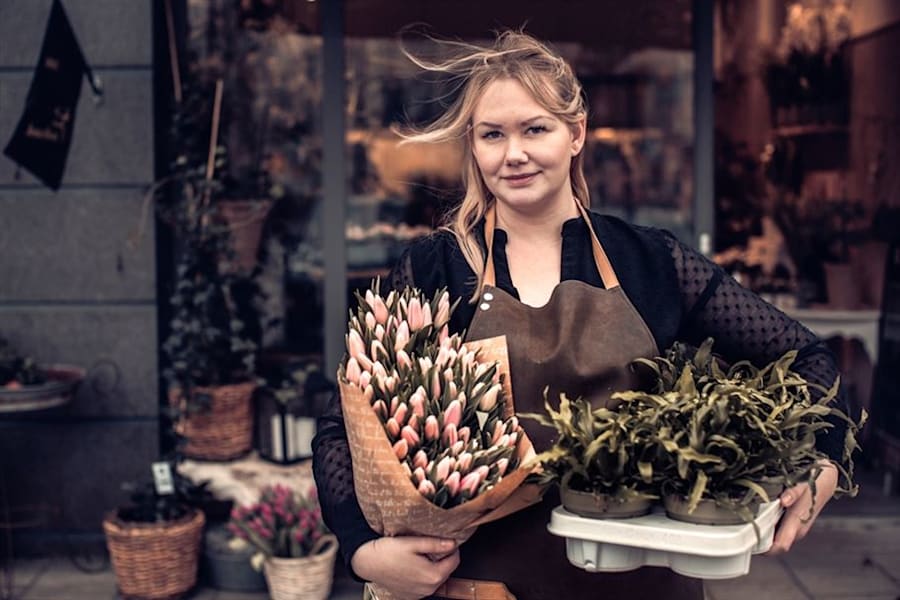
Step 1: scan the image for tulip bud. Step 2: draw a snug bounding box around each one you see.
[435,291,450,328]
[491,421,505,445]
[348,329,366,362]
[401,425,420,448]
[357,353,374,373]
[439,324,449,344]
[408,298,424,331]
[365,311,376,331]
[370,340,387,362]
[413,466,427,484]
[394,402,408,425]
[407,414,419,433]
[431,370,441,400]
[345,357,361,384]
[372,361,387,380]
[417,479,436,498]
[436,347,450,369]
[479,384,501,412]
[423,301,433,327]
[386,418,401,439]
[374,323,385,341]
[424,415,439,441]
[458,426,471,444]
[401,462,412,478]
[359,370,372,390]
[443,367,454,382]
[372,399,387,421]
[495,434,509,448]
[451,440,464,455]
[495,458,509,477]
[447,381,458,399]
[435,456,452,483]
[443,400,462,429]
[409,392,425,418]
[413,450,428,470]
[394,321,410,353]
[363,385,374,403]
[460,472,481,496]
[442,422,458,446]
[373,296,389,325]
[444,471,461,497]
[507,432,518,447]
[396,349,412,370]
[389,395,399,416]
[365,289,376,310]
[457,452,473,472]
[392,438,408,460]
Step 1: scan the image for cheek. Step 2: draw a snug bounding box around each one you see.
[473,145,502,175]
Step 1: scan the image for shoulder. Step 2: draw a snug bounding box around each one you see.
[588,211,677,260]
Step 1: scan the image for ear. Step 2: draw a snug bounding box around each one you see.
[570,115,587,156]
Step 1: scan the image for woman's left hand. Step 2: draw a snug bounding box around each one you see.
[766,461,838,555]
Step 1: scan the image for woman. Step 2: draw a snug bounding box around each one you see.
[313,31,848,600]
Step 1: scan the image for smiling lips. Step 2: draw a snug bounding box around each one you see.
[502,172,540,186]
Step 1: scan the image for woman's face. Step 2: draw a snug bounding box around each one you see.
[471,78,584,214]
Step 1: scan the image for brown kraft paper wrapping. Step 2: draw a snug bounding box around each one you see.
[338,336,543,599]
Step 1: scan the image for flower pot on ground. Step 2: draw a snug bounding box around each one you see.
[170,382,256,461]
[521,393,657,519]
[613,338,865,525]
[203,523,267,592]
[103,464,214,599]
[228,484,337,600]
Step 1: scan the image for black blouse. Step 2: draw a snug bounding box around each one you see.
[312,212,849,572]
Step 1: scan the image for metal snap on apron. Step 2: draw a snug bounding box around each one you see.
[446,202,704,600]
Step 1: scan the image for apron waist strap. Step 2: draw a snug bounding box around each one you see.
[434,577,517,600]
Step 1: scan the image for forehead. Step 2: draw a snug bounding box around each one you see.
[472,78,554,124]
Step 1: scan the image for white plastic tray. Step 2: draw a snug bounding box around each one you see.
[547,500,783,579]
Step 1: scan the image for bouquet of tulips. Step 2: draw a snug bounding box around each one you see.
[337,282,541,547]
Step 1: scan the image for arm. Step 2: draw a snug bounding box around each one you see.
[664,234,849,552]
[311,250,461,596]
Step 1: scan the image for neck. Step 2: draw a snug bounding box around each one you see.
[495,194,580,243]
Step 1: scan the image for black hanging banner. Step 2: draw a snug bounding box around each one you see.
[3,0,102,190]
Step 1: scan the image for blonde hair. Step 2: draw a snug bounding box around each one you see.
[398,30,589,300]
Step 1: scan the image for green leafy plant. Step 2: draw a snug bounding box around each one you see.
[614,338,865,521]
[521,392,659,504]
[116,463,216,524]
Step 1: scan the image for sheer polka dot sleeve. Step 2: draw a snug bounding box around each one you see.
[664,233,850,463]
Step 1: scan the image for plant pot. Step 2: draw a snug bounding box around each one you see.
[103,508,205,599]
[172,381,256,461]
[663,494,751,526]
[560,486,652,519]
[216,199,272,274]
[262,534,339,600]
[202,524,267,592]
[0,364,84,413]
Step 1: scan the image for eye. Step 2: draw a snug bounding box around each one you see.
[526,125,548,135]
[480,130,503,140]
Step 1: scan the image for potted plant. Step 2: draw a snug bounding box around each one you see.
[614,338,864,525]
[522,392,657,518]
[103,463,212,599]
[0,336,84,412]
[228,484,337,600]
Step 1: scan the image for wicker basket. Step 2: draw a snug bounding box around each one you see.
[172,381,255,461]
[103,508,205,600]
[263,534,339,600]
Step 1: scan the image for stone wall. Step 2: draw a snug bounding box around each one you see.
[0,0,158,543]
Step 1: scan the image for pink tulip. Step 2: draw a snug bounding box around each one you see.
[495,458,509,477]
[444,471,461,497]
[458,426,471,444]
[418,356,433,373]
[460,472,481,496]
[407,414,419,433]
[447,381,458,398]
[401,425,419,448]
[413,450,428,470]
[394,321,410,353]
[417,479,436,498]
[457,452,473,472]
[401,462,412,478]
[363,385,374,403]
[408,298,424,331]
[365,289,376,311]
[394,402,408,425]
[385,374,396,393]
[373,296,388,325]
[374,324,385,341]
[389,395,399,416]
[386,418,401,439]
[409,392,425,418]
[370,340,387,362]
[424,415,439,441]
[451,440,464,455]
[372,399,387,420]
[393,439,408,460]
[495,434,509,448]
[396,349,412,370]
[357,353,374,373]
[413,466,426,484]
[435,456,452,483]
[365,311,376,331]
[479,384,501,411]
[431,370,441,400]
[345,357,361,384]
[443,367,454,382]
[443,400,462,429]
[491,421,505,445]
[348,329,365,362]
[435,292,450,327]
[359,370,372,390]
[373,361,387,379]
[423,302,433,327]
[507,432,518,447]
[442,422,458,446]
[439,324,449,344]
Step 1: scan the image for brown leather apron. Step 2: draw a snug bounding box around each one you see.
[440,202,703,600]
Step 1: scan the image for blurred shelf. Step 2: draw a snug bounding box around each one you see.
[772,124,848,137]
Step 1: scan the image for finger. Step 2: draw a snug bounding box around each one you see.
[404,536,457,555]
[768,511,800,555]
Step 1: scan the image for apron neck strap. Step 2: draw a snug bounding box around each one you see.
[482,200,620,290]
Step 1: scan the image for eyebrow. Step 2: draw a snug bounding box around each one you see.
[474,116,549,128]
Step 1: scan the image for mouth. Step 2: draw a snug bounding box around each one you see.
[502,172,539,186]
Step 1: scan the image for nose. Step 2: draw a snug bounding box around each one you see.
[504,137,528,165]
